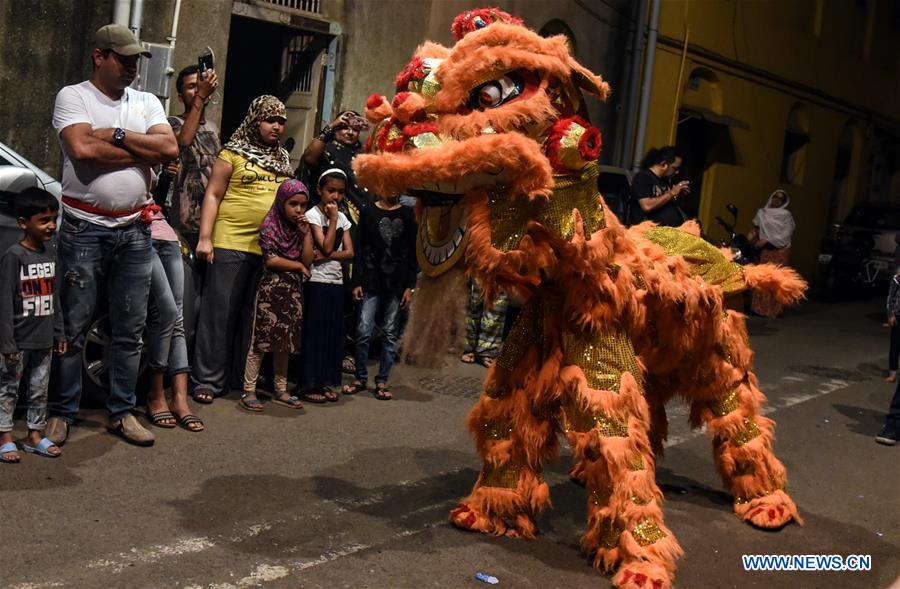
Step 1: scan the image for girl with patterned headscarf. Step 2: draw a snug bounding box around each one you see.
[241,179,314,411]
[191,96,295,405]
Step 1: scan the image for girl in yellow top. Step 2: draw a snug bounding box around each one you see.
[191,96,293,404]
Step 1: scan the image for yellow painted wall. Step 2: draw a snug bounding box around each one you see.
[641,0,899,278]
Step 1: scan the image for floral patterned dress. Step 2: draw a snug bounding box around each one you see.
[249,268,304,353]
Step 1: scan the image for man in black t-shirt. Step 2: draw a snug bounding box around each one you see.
[632,146,691,227]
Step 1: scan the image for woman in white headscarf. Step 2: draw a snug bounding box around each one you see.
[748,189,796,317]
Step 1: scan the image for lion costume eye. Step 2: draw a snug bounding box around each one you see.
[469,73,524,110]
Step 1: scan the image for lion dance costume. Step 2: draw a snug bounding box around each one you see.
[354,9,806,588]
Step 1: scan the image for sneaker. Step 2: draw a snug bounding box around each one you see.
[45,417,69,446]
[875,424,899,446]
[109,414,155,447]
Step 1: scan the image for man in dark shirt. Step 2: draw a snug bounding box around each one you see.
[632,145,691,227]
[163,64,221,248]
[343,192,417,400]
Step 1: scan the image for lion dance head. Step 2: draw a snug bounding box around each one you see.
[355,8,613,364]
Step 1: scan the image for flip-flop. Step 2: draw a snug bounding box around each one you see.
[300,391,327,404]
[192,390,214,404]
[272,393,304,409]
[1,441,20,463]
[322,387,340,403]
[460,352,476,364]
[23,437,61,458]
[147,410,177,428]
[176,414,205,432]
[239,394,264,413]
[373,384,393,401]
[479,356,496,368]
[342,381,366,395]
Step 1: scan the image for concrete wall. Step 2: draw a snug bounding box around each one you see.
[0,0,112,177]
[0,0,232,178]
[335,0,633,164]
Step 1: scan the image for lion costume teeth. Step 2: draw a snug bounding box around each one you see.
[354,9,805,588]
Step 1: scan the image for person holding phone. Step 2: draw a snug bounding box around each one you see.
[164,63,221,249]
[632,146,690,227]
[301,110,371,226]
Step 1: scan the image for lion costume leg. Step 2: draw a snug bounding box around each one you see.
[691,310,803,529]
[449,364,556,538]
[451,300,557,538]
[562,331,683,589]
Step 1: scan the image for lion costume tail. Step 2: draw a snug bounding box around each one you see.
[742,263,807,307]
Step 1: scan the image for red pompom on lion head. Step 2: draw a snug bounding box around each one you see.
[450,7,523,40]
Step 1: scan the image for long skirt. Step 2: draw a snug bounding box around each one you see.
[751,247,791,318]
[297,282,345,390]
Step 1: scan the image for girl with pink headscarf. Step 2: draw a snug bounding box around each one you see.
[240,179,315,411]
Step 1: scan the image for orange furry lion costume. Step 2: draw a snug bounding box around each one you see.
[354,8,806,589]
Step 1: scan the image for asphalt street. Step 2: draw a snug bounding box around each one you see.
[1,298,898,589]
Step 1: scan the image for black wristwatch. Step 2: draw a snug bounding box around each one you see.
[317,125,335,142]
[113,127,126,146]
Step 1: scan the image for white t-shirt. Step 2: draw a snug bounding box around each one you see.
[52,81,170,227]
[307,205,352,285]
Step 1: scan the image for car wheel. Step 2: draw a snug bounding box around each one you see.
[80,314,150,407]
[81,315,111,407]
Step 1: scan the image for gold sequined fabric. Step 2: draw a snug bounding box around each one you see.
[481,461,522,489]
[496,298,543,371]
[733,418,761,446]
[642,226,747,296]
[561,396,628,436]
[483,419,513,440]
[626,454,645,471]
[563,330,642,392]
[631,519,667,547]
[488,161,606,252]
[631,495,652,505]
[590,488,612,506]
[599,520,624,549]
[410,132,442,150]
[711,387,741,417]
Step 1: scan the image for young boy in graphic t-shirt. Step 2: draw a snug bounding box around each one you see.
[0,188,67,463]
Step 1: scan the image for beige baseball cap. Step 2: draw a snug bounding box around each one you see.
[94,24,152,58]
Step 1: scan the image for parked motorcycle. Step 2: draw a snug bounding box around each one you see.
[715,203,756,265]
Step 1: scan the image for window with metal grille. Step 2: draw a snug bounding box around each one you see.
[282,34,319,93]
[258,0,321,14]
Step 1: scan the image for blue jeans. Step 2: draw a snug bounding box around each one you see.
[147,240,188,375]
[354,292,401,385]
[0,349,52,432]
[50,216,152,423]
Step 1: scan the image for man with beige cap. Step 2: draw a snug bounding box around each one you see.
[48,24,178,447]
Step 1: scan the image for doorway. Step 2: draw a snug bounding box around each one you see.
[222,15,331,168]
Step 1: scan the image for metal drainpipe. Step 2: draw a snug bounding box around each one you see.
[164,0,183,114]
[112,0,130,25]
[631,0,661,173]
[619,0,647,169]
[129,0,145,40]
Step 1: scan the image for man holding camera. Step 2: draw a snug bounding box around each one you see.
[164,64,221,249]
[632,145,691,227]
